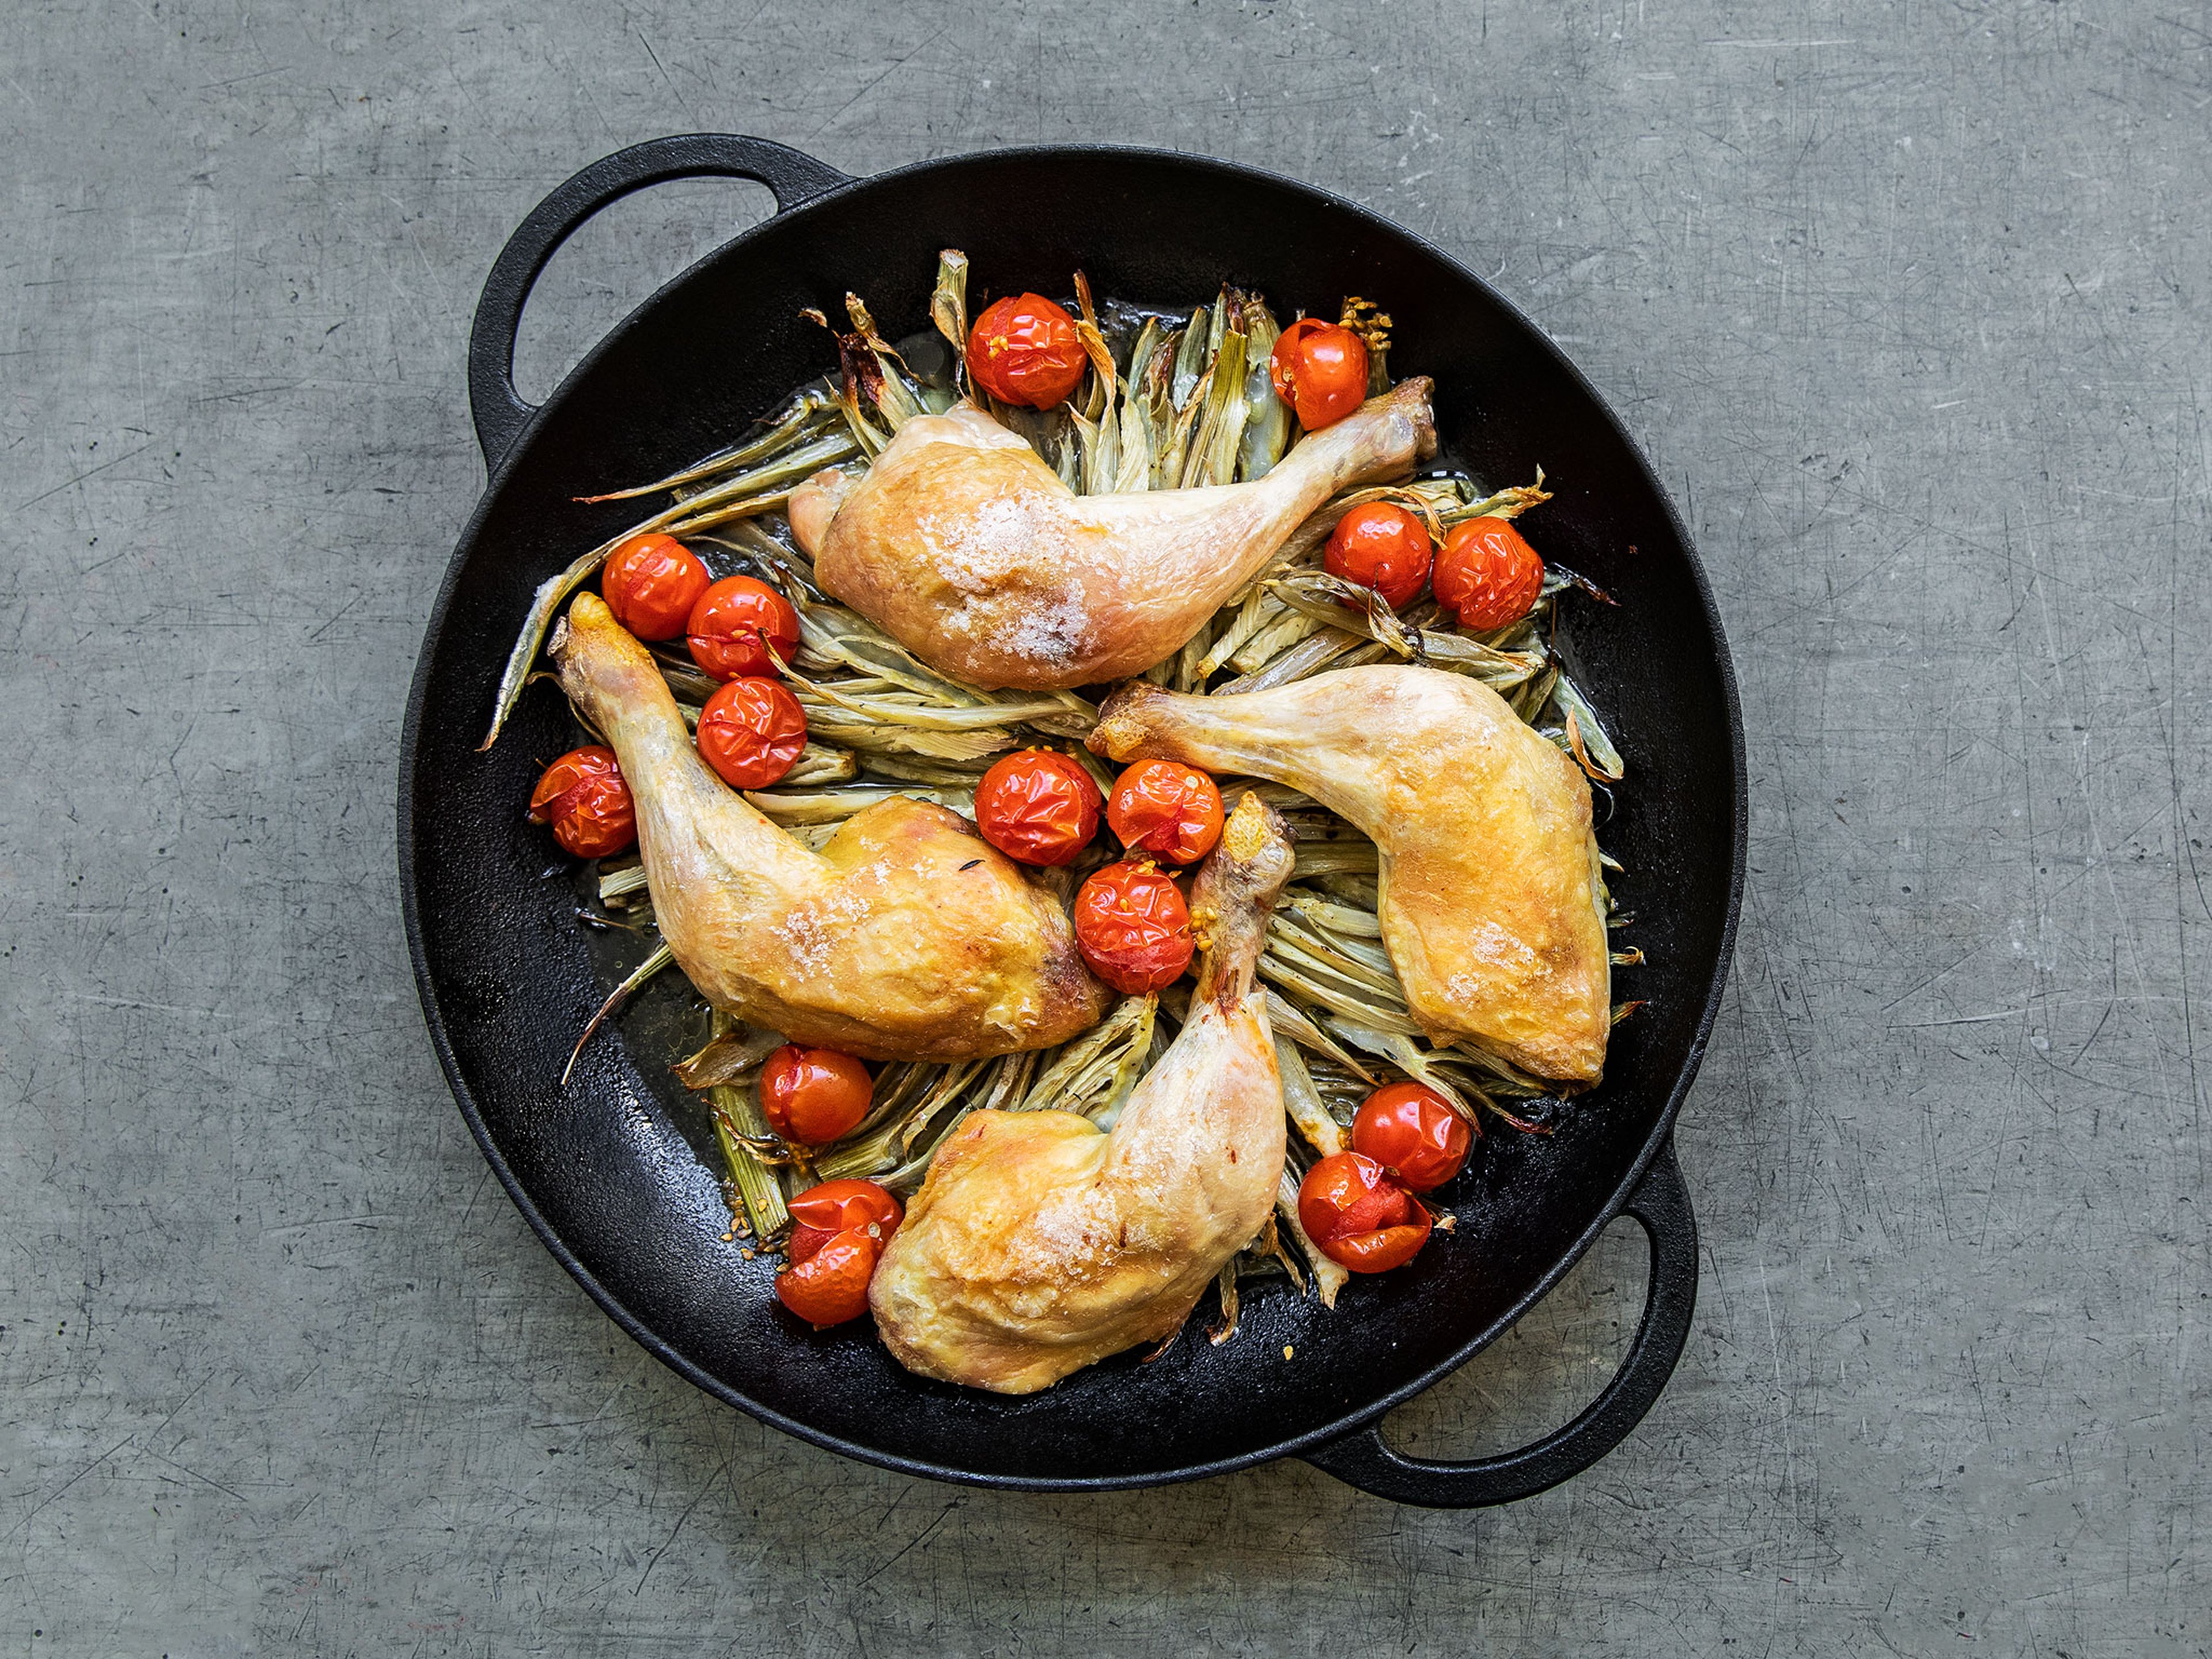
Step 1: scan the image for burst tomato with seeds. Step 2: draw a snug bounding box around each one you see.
[1268,317,1370,430]
[1325,501,1433,609]
[696,676,806,789]
[687,575,799,681]
[1297,1150,1432,1273]
[786,1179,903,1266]
[1073,861,1194,994]
[974,748,1104,868]
[1107,760,1225,866]
[601,532,710,641]
[528,745,636,859]
[774,1229,880,1327]
[761,1046,874,1146]
[967,294,1088,409]
[1434,516,1545,631]
[1351,1081,1474,1193]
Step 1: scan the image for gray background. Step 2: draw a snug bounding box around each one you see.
[3,0,2205,1651]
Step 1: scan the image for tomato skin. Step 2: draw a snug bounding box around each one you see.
[696,677,807,789]
[1435,517,1545,631]
[967,294,1088,410]
[974,749,1104,868]
[761,1046,874,1146]
[774,1229,879,1327]
[1107,760,1225,866]
[602,532,711,642]
[1325,502,1433,609]
[1073,862,1194,994]
[1351,1082,1473,1193]
[528,745,637,858]
[1268,317,1370,431]
[787,1179,902,1265]
[687,575,800,681]
[1297,1150,1433,1273]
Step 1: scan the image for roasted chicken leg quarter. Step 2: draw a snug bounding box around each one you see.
[551,593,1107,1060]
[789,380,1435,690]
[1089,666,1611,1084]
[869,793,1295,1393]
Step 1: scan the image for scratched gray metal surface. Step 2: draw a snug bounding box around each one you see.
[3,0,2206,1651]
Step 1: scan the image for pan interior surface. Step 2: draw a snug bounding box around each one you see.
[404,148,1740,1487]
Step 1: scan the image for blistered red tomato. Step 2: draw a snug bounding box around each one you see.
[696,676,806,789]
[1351,1082,1473,1193]
[787,1179,902,1266]
[1435,517,1545,631]
[1297,1150,1432,1273]
[1325,501,1433,609]
[774,1229,878,1327]
[967,294,1088,410]
[687,575,799,681]
[1268,317,1370,431]
[528,745,637,858]
[974,749,1103,867]
[602,532,710,641]
[1074,862,1193,994]
[761,1046,873,1146]
[1107,760,1225,866]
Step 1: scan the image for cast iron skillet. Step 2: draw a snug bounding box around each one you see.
[400,134,1745,1506]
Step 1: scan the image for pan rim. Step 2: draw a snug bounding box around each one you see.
[399,139,1748,1492]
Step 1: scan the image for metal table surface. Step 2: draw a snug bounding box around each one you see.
[3,1,2205,1652]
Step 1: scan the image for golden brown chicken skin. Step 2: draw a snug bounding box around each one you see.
[869,793,1295,1392]
[551,593,1107,1060]
[788,381,1435,691]
[1090,666,1611,1084]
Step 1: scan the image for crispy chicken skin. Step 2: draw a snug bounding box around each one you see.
[1089,666,1611,1084]
[788,381,1436,691]
[869,793,1295,1392]
[550,593,1107,1060]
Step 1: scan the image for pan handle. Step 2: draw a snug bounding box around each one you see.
[1301,1139,1698,1508]
[467,134,851,468]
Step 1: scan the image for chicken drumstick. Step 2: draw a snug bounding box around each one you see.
[869,793,1294,1393]
[551,593,1107,1061]
[789,380,1435,691]
[1089,666,1611,1084]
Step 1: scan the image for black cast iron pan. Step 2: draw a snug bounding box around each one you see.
[400,134,1745,1506]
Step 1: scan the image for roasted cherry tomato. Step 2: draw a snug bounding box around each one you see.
[1434,517,1545,631]
[1351,1082,1473,1193]
[1297,1150,1433,1273]
[696,676,806,789]
[761,1046,874,1146]
[974,748,1103,868]
[1107,760,1225,865]
[601,532,710,642]
[1074,861,1193,994]
[967,293,1088,410]
[1325,501,1433,609]
[1268,317,1370,431]
[687,575,799,681]
[527,745,636,859]
[787,1178,903,1265]
[774,1229,879,1327]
